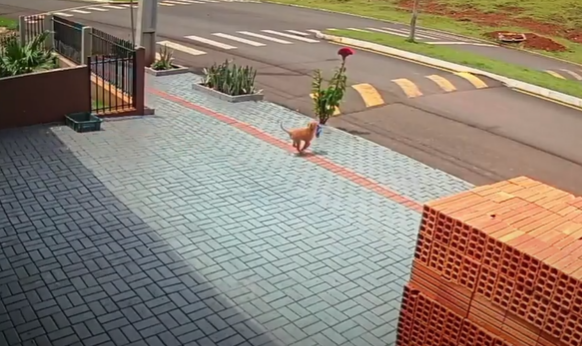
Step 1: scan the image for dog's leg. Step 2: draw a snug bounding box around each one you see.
[293,140,301,152]
[300,140,311,153]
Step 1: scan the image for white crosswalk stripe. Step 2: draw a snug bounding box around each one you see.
[418,29,477,42]
[368,27,408,38]
[52,0,262,17]
[347,28,372,33]
[382,27,439,40]
[212,33,265,46]
[426,41,495,46]
[237,31,292,44]
[285,30,309,36]
[157,40,207,55]
[184,35,237,49]
[261,30,319,43]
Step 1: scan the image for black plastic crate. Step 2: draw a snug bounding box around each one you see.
[65,112,103,133]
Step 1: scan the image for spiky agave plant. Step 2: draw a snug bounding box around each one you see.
[202,60,259,96]
[0,31,57,78]
[151,44,174,71]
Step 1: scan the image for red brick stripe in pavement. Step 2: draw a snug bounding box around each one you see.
[148,88,423,213]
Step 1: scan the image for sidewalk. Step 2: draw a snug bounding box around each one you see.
[148,74,472,204]
[0,73,472,346]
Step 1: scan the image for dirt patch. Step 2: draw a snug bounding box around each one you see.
[398,0,582,45]
[485,31,567,52]
[566,31,582,44]
[523,33,567,51]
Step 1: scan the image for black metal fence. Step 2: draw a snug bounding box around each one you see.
[89,53,137,114]
[90,28,134,58]
[23,14,44,44]
[53,15,83,64]
[88,29,136,113]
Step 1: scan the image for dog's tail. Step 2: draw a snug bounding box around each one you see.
[280,120,292,136]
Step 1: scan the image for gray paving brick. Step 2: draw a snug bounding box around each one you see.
[0,74,467,346]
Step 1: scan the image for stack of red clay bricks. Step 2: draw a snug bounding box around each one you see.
[397,176,582,346]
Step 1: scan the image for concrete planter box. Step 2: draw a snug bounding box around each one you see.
[192,83,264,103]
[145,65,190,77]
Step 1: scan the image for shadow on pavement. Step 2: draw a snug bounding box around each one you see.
[0,125,282,346]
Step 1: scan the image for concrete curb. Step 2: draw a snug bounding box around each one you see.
[316,32,582,109]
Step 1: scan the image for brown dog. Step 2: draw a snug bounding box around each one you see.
[280,120,318,154]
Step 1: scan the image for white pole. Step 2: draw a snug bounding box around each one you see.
[409,0,420,42]
[130,0,136,47]
[136,0,158,66]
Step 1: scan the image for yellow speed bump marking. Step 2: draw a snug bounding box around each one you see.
[392,78,423,98]
[425,75,456,92]
[545,70,565,79]
[351,83,385,107]
[560,69,582,80]
[309,93,341,116]
[454,72,488,89]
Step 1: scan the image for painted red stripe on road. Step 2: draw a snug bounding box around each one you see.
[149,88,423,212]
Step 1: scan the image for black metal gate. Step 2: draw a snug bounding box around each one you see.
[88,28,136,114]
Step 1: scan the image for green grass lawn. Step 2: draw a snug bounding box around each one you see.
[440,0,582,29]
[266,0,582,65]
[329,29,582,98]
[0,16,17,30]
[92,99,106,109]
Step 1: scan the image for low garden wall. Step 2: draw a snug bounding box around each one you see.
[0,65,90,130]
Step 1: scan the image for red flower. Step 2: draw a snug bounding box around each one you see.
[337,47,355,60]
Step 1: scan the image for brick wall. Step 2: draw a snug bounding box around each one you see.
[0,65,91,129]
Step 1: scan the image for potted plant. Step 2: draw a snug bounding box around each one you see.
[145,44,190,76]
[0,31,57,77]
[311,47,354,137]
[193,59,263,103]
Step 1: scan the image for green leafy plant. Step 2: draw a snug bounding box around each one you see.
[202,60,259,96]
[311,47,353,125]
[151,44,174,71]
[0,31,57,78]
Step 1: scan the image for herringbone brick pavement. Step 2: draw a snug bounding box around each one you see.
[0,74,471,346]
[148,74,473,204]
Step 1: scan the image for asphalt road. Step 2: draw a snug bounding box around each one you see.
[7,0,582,194]
[41,0,582,80]
[0,0,81,16]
